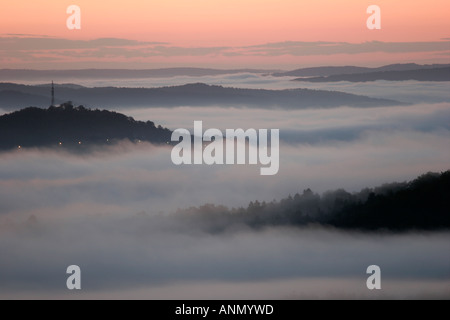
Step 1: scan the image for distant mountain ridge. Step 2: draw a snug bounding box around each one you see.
[2,64,448,80]
[293,67,450,83]
[0,82,404,110]
[273,63,450,77]
[0,68,278,81]
[0,103,172,151]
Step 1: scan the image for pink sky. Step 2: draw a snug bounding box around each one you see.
[1,0,449,68]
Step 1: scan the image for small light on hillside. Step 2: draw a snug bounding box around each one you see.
[18,145,21,149]
[78,141,82,145]
[59,142,62,146]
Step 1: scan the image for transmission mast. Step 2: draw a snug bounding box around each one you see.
[51,81,55,106]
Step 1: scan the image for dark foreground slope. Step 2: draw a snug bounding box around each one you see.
[0,103,172,150]
[175,171,450,232]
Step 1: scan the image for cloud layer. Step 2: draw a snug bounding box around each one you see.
[1,36,449,68]
[1,219,449,299]
[1,87,449,298]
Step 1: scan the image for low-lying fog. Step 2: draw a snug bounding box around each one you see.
[1,77,449,299]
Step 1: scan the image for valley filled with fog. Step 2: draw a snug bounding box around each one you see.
[1,75,449,299]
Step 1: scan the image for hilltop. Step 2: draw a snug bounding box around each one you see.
[0,103,172,151]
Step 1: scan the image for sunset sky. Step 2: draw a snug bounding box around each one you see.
[1,0,449,68]
[1,1,450,302]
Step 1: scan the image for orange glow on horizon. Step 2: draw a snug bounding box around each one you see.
[1,0,449,68]
[1,0,449,44]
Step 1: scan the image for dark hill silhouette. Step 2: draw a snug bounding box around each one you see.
[175,171,450,232]
[0,103,172,151]
[273,63,450,77]
[0,82,403,111]
[294,67,450,82]
[328,171,450,230]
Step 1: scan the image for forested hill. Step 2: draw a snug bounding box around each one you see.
[175,171,450,232]
[0,102,172,150]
